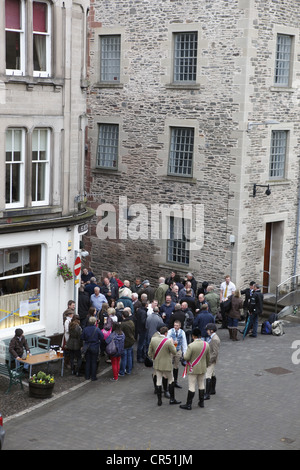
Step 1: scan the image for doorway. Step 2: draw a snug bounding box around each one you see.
[263,221,284,293]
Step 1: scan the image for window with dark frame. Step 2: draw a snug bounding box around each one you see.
[168,127,194,177]
[173,32,198,83]
[100,35,121,82]
[274,34,292,87]
[167,217,190,265]
[269,130,287,179]
[96,124,119,169]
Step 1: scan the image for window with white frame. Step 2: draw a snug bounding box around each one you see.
[5,0,51,77]
[168,127,194,177]
[167,217,190,265]
[173,32,198,83]
[96,124,119,169]
[33,1,51,76]
[274,34,292,87]
[269,130,288,179]
[5,128,51,209]
[5,128,25,208]
[32,129,50,205]
[100,35,121,82]
[0,245,42,331]
[5,0,25,75]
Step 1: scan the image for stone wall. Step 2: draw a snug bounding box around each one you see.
[85,0,300,292]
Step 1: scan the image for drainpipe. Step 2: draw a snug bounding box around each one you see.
[293,159,300,281]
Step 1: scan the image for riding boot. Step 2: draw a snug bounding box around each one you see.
[180,390,194,410]
[153,374,157,394]
[204,378,211,400]
[156,385,162,406]
[169,382,181,405]
[162,377,170,398]
[228,328,233,340]
[210,376,216,395]
[198,389,205,408]
[232,328,239,341]
[173,368,182,388]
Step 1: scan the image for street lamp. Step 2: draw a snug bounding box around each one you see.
[247,119,280,132]
[253,184,271,197]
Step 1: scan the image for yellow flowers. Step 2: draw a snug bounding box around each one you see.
[29,371,55,385]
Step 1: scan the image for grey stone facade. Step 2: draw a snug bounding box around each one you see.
[85,0,300,293]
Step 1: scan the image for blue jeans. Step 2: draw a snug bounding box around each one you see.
[119,347,133,375]
[228,317,239,328]
[248,314,258,337]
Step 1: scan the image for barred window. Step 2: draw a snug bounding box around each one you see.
[269,130,287,179]
[274,34,292,86]
[100,35,121,82]
[167,217,190,265]
[168,127,194,176]
[173,32,197,83]
[97,124,119,169]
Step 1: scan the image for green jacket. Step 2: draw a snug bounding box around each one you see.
[205,291,220,315]
[184,339,210,375]
[148,333,176,371]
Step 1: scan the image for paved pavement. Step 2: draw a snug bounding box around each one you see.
[3,321,300,452]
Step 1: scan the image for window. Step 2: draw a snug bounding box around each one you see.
[167,217,190,265]
[168,127,194,177]
[96,124,119,169]
[33,1,51,76]
[5,129,25,208]
[32,129,50,205]
[5,0,25,75]
[100,35,121,82]
[5,0,51,77]
[269,130,287,179]
[274,34,292,86]
[5,128,51,209]
[0,245,42,331]
[173,32,198,83]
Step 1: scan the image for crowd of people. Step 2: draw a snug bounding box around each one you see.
[59,269,263,408]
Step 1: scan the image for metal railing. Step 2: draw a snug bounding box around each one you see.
[275,274,300,314]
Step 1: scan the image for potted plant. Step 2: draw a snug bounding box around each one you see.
[29,371,55,398]
[57,262,73,282]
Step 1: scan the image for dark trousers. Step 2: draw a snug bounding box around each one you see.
[85,349,98,380]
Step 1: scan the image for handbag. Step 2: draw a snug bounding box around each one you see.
[105,334,117,356]
[144,355,153,368]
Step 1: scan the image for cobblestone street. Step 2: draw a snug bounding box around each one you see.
[3,322,300,451]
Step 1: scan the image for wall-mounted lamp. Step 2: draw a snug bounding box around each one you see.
[247,119,280,132]
[253,184,271,197]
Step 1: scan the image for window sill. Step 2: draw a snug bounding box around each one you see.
[160,175,197,184]
[93,82,124,89]
[3,206,63,219]
[166,83,200,90]
[269,86,295,93]
[1,74,64,89]
[92,168,122,176]
[267,179,290,185]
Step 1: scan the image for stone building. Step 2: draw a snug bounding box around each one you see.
[0,0,92,342]
[85,0,300,294]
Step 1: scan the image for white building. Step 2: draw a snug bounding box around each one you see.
[0,0,93,342]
